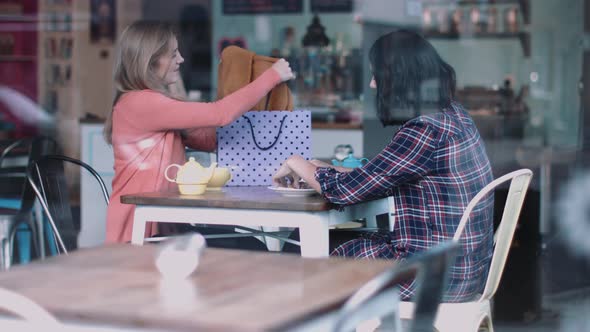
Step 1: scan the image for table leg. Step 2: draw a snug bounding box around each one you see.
[131,207,148,245]
[260,226,282,251]
[298,216,330,258]
[540,162,551,235]
[1,238,10,270]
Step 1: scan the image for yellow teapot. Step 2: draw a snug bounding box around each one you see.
[207,167,232,191]
[165,157,217,195]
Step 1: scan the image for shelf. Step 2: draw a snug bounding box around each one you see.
[44,4,72,10]
[0,55,36,62]
[0,14,37,22]
[40,30,73,35]
[426,31,520,38]
[422,0,530,25]
[43,57,73,63]
[425,31,530,57]
[422,0,524,7]
[424,0,520,4]
[312,122,362,130]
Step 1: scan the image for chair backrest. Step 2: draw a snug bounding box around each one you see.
[0,136,60,166]
[0,136,58,213]
[26,155,110,255]
[332,242,460,332]
[0,288,59,325]
[452,168,533,301]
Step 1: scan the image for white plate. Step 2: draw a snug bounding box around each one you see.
[268,186,318,197]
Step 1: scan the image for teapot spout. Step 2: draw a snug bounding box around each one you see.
[205,162,218,180]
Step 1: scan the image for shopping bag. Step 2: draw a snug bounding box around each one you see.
[216,110,311,186]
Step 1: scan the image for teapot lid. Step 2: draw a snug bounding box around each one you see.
[176,157,208,184]
[183,157,203,168]
[343,153,358,162]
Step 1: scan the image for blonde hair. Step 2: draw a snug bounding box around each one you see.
[104,21,179,144]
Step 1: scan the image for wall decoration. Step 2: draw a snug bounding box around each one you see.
[223,0,302,15]
[218,36,247,55]
[90,0,116,43]
[310,0,353,13]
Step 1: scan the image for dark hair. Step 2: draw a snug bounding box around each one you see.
[369,30,456,126]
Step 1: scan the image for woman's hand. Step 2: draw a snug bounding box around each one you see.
[272,155,322,192]
[271,59,295,82]
[310,159,332,168]
[272,160,300,188]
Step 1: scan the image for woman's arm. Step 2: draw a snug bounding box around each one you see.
[310,159,353,173]
[272,157,358,192]
[273,155,321,191]
[119,69,282,132]
[119,60,293,133]
[315,121,439,205]
[182,128,216,152]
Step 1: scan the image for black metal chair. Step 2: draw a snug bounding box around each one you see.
[28,154,286,253]
[27,155,109,255]
[0,136,58,269]
[332,242,460,332]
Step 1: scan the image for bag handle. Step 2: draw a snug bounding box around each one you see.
[263,90,272,110]
[243,114,288,151]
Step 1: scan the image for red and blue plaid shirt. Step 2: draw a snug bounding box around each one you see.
[316,103,494,302]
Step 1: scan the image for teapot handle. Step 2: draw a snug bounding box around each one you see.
[359,158,370,166]
[164,164,181,183]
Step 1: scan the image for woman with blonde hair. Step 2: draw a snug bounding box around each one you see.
[105,21,294,243]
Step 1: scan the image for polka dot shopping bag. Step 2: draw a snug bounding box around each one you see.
[216,110,312,186]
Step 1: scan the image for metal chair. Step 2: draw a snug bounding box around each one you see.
[333,242,460,332]
[27,155,109,255]
[0,137,57,269]
[29,155,290,252]
[398,169,533,332]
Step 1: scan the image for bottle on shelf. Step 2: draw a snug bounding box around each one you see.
[450,8,464,35]
[504,6,519,33]
[487,6,498,33]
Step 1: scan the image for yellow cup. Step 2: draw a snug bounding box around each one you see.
[207,167,232,190]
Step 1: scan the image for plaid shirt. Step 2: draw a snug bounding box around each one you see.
[316,103,494,302]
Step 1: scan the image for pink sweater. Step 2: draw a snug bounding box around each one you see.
[106,69,281,243]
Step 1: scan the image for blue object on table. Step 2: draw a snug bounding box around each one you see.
[331,154,369,168]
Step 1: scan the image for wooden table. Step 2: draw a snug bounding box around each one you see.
[122,186,394,258]
[0,244,405,332]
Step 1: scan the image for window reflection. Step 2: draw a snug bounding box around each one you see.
[0,0,589,328]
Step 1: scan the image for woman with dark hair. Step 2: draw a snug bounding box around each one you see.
[272,30,494,302]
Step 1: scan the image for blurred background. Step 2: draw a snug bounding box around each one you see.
[1,0,590,329]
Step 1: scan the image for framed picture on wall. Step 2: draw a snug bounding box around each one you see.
[223,0,303,15]
[310,0,353,13]
[90,0,116,43]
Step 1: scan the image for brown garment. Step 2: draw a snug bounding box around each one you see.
[217,45,293,111]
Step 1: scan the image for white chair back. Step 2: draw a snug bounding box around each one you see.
[452,168,533,302]
[333,242,460,332]
[0,288,59,325]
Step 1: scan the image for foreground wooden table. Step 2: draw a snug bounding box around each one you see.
[0,244,403,331]
[122,186,394,258]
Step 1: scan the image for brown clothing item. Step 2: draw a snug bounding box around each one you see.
[217,45,293,111]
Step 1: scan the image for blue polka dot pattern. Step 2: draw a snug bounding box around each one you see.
[217,110,312,186]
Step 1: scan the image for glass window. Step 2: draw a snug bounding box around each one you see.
[1,0,589,328]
